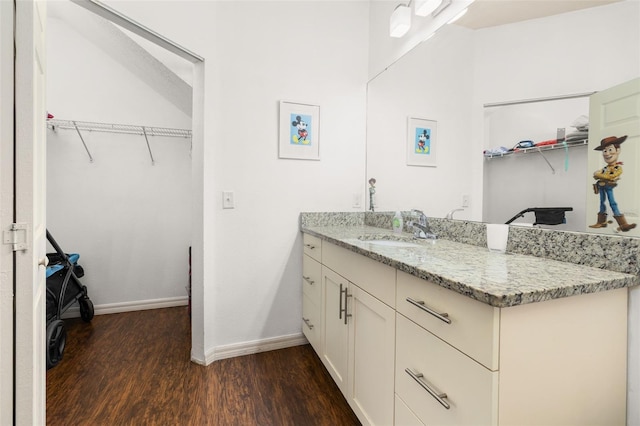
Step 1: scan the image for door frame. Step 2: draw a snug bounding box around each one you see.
[9,1,206,423]
[0,1,15,424]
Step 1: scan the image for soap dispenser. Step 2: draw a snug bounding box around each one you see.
[392,211,403,234]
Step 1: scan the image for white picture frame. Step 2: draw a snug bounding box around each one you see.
[407,116,437,167]
[278,101,320,160]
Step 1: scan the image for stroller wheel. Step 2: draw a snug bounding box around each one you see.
[79,297,94,322]
[46,320,66,370]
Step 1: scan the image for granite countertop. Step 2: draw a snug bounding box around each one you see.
[302,224,640,308]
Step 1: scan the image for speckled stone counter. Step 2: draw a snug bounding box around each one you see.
[300,212,640,308]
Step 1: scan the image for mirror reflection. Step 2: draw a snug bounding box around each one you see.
[366,1,640,237]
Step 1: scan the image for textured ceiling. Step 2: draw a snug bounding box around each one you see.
[454,0,622,29]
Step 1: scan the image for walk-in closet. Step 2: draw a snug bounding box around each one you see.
[46,2,194,317]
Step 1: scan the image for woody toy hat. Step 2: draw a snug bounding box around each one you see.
[594,135,627,151]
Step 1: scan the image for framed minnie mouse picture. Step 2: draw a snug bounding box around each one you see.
[407,116,437,167]
[278,100,320,160]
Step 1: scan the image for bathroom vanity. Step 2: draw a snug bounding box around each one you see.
[300,213,639,426]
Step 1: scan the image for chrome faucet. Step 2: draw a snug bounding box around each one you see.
[446,208,464,220]
[409,209,437,239]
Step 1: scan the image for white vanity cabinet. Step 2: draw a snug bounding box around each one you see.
[395,270,628,426]
[311,239,396,426]
[302,232,630,426]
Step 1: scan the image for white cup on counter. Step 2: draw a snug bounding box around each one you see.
[486,223,509,253]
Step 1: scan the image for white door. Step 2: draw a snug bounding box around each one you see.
[587,77,640,426]
[0,1,15,424]
[14,1,48,424]
[587,77,640,237]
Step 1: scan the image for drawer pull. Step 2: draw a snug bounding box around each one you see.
[303,275,315,285]
[302,317,314,330]
[406,297,452,324]
[405,368,450,410]
[304,243,316,250]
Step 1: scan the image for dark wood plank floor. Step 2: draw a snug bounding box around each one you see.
[47,307,360,426]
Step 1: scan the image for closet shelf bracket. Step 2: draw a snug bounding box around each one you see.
[536,147,555,174]
[142,127,155,165]
[73,121,94,163]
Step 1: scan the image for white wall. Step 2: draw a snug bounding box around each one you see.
[46,13,192,309]
[101,1,370,360]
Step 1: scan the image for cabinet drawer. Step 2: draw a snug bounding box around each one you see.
[396,314,498,426]
[302,254,321,301]
[395,394,424,426]
[303,233,322,262]
[302,292,321,352]
[323,242,396,307]
[396,271,499,370]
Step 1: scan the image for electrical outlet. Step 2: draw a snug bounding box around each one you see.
[462,194,470,208]
[222,191,235,209]
[353,193,361,209]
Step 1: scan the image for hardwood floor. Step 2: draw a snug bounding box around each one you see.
[46,307,361,426]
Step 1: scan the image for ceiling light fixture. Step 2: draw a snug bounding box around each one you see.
[414,0,441,17]
[390,4,412,38]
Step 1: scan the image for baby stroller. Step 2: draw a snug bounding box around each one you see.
[505,207,573,226]
[46,230,94,370]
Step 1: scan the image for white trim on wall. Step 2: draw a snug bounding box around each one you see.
[61,296,188,319]
[203,333,309,365]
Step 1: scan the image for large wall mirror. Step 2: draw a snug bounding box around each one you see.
[366,0,640,237]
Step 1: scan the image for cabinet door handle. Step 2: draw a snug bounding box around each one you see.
[303,275,314,285]
[339,283,344,319]
[302,317,314,330]
[405,368,450,410]
[343,287,352,325]
[406,297,452,324]
[304,243,316,250]
[339,283,352,324]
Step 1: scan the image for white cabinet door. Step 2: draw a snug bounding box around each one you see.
[321,266,349,394]
[347,284,395,426]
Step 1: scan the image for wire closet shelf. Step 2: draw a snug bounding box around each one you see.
[47,119,192,138]
[46,118,191,165]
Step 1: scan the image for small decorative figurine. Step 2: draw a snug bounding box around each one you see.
[368,178,376,212]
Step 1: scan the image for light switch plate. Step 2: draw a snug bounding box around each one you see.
[222,191,235,209]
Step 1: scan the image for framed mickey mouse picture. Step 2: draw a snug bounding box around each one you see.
[407,116,437,167]
[278,100,320,160]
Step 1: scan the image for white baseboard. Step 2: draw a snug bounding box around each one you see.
[201,333,309,365]
[61,296,188,319]
[59,298,307,367]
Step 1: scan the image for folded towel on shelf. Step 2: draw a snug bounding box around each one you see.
[565,130,588,142]
[572,115,589,132]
